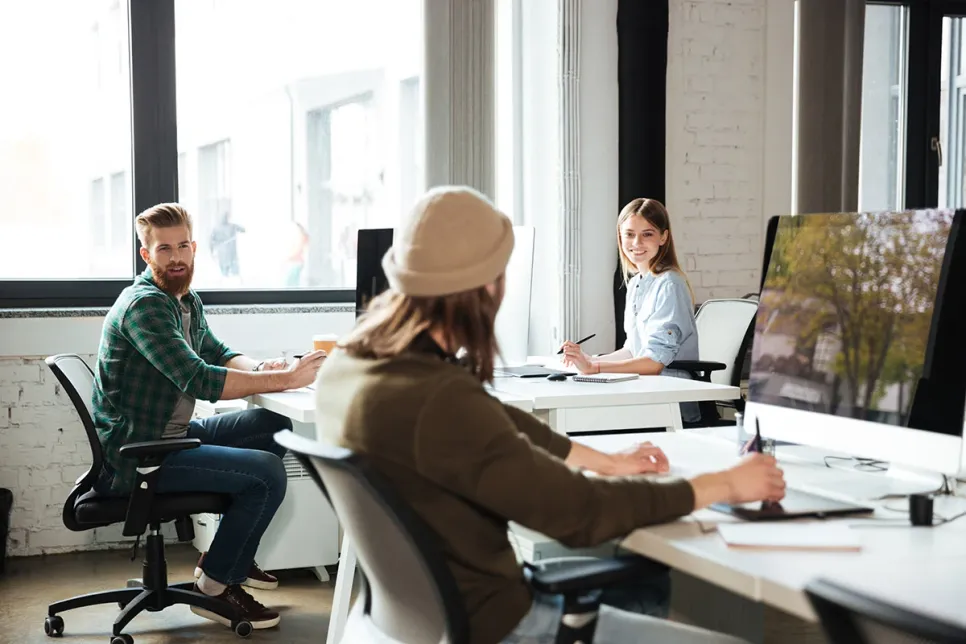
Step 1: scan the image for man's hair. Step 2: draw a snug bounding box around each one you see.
[135,203,193,247]
[339,284,503,382]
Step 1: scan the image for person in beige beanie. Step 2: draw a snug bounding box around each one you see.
[381,185,516,297]
[314,185,780,644]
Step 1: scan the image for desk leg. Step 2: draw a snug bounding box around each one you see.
[326,535,357,644]
[668,404,684,431]
[312,566,330,583]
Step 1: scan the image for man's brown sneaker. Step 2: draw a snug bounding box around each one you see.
[190,583,280,629]
[194,552,279,590]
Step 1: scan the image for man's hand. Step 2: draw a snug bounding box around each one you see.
[605,442,670,475]
[284,350,327,389]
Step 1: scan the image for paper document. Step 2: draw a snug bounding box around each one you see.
[717,523,862,552]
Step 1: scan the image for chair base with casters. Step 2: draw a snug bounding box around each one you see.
[41,353,252,644]
[45,519,252,644]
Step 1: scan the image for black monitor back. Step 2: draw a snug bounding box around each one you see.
[356,228,394,318]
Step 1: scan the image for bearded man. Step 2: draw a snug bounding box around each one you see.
[91,203,325,629]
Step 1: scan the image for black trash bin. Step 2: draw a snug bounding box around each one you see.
[0,487,11,575]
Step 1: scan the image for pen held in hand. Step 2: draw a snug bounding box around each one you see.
[557,333,597,355]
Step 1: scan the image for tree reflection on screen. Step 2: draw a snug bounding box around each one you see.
[749,211,953,426]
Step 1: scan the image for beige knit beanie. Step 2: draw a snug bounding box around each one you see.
[382,185,514,297]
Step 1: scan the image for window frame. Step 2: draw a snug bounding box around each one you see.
[0,0,366,309]
[872,0,966,209]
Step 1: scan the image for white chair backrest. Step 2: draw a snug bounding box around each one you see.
[50,354,95,421]
[694,298,758,385]
[303,455,455,644]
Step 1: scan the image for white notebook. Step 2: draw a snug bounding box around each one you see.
[717,523,862,552]
[571,373,639,383]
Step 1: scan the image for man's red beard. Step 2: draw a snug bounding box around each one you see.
[150,260,194,296]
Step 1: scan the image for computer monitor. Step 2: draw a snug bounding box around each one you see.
[353,226,535,366]
[355,228,393,318]
[746,209,966,475]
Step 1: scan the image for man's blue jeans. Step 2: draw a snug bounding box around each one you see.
[98,408,292,586]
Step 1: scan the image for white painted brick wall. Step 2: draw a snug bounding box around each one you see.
[0,355,175,558]
[667,0,767,302]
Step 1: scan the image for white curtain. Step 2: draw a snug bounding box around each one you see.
[424,0,496,195]
[794,0,866,214]
[558,0,581,344]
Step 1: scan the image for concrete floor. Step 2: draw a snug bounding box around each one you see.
[0,544,336,643]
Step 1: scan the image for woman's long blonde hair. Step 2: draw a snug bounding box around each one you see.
[617,198,695,302]
[338,281,503,383]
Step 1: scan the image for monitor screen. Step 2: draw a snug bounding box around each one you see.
[749,210,966,436]
[355,228,393,318]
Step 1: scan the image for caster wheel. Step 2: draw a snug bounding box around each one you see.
[44,615,64,637]
[233,620,253,638]
[110,634,134,644]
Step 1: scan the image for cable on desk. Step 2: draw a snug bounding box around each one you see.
[822,455,888,472]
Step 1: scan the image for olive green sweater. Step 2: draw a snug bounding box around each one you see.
[314,348,696,644]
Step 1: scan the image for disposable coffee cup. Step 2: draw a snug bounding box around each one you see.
[313,333,338,353]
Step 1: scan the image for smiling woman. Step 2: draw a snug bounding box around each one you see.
[560,198,702,422]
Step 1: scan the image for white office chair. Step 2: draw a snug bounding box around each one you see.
[668,297,759,425]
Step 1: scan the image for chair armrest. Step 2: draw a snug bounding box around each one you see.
[527,555,667,595]
[667,360,727,383]
[119,438,201,464]
[118,439,200,537]
[667,360,727,373]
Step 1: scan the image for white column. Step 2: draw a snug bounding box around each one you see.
[558,0,581,344]
[424,0,496,195]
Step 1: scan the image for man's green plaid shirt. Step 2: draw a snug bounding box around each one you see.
[92,268,240,494]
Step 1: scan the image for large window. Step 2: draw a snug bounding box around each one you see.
[0,0,133,280]
[173,0,424,291]
[863,0,966,210]
[859,3,907,211]
[939,15,966,208]
[1,0,424,306]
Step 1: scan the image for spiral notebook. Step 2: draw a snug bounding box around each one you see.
[571,373,639,383]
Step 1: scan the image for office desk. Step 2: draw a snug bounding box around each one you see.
[248,384,533,424]
[566,431,966,632]
[490,375,740,432]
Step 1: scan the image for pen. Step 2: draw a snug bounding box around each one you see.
[754,417,763,453]
[557,333,597,354]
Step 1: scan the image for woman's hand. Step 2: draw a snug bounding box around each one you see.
[560,342,595,374]
[606,442,670,475]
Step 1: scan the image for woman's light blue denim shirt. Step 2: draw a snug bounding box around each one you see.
[623,269,700,423]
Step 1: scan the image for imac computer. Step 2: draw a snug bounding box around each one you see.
[745,209,966,477]
[354,226,536,368]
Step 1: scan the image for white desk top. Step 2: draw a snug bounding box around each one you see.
[575,431,966,625]
[490,375,740,410]
[250,389,317,424]
[246,383,534,425]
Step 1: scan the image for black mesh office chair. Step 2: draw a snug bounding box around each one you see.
[43,354,250,644]
[274,430,667,644]
[806,578,966,643]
